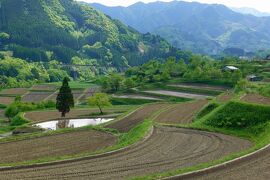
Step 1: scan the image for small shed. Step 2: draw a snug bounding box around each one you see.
[223,66,239,72]
[247,75,262,82]
[265,55,270,61]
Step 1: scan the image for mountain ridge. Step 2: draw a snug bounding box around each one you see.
[91,1,270,55]
[0,0,180,68]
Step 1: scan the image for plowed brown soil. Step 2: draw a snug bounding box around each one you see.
[241,94,270,105]
[0,88,28,95]
[217,92,233,102]
[106,104,169,132]
[0,130,117,164]
[170,83,229,91]
[183,146,270,180]
[0,97,15,105]
[154,100,208,124]
[0,127,251,180]
[22,91,55,103]
[31,85,57,91]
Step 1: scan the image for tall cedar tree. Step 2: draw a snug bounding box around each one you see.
[56,77,74,117]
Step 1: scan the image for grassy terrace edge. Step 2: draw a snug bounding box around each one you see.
[0,119,153,167]
[132,101,270,180]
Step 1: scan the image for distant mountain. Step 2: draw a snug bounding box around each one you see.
[91,1,270,55]
[0,0,178,68]
[231,7,270,17]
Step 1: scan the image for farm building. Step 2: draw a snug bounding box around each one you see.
[247,75,262,82]
[223,66,239,72]
[265,55,270,60]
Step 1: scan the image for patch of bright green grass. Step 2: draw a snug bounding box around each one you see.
[133,101,270,180]
[45,81,94,89]
[110,97,159,105]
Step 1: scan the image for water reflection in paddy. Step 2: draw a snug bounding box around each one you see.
[34,118,114,131]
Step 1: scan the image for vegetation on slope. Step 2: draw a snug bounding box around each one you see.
[0,0,179,68]
[92,1,270,55]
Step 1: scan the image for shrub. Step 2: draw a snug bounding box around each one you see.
[10,114,29,126]
[0,104,7,109]
[5,101,56,118]
[204,101,270,129]
[197,103,219,119]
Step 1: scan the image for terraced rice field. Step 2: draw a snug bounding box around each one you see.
[31,85,57,91]
[181,145,270,180]
[106,104,169,132]
[0,130,117,164]
[154,100,208,124]
[241,94,270,105]
[25,108,127,123]
[114,95,162,101]
[0,127,251,180]
[0,109,6,119]
[72,89,86,101]
[0,88,28,96]
[22,91,55,103]
[0,97,15,105]
[79,87,99,101]
[217,92,234,102]
[144,90,211,100]
[170,83,229,91]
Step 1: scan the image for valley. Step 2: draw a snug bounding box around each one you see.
[1,0,270,179]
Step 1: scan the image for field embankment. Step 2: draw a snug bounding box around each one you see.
[0,126,251,180]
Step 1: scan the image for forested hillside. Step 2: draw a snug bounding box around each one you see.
[0,0,179,68]
[91,1,270,55]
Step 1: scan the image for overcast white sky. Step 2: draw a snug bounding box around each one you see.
[79,0,270,12]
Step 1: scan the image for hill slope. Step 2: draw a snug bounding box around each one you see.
[0,0,177,68]
[91,1,270,55]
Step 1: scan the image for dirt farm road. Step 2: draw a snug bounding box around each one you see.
[0,127,251,180]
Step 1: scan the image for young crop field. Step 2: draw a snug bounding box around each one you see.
[154,100,208,124]
[0,130,117,164]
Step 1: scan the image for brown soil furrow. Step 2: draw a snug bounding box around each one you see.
[0,88,28,96]
[178,145,270,180]
[106,104,169,132]
[0,96,15,105]
[0,130,117,164]
[154,100,208,124]
[241,93,270,105]
[217,92,234,102]
[22,91,55,103]
[0,127,251,180]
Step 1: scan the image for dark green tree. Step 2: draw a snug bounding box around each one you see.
[56,77,74,117]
